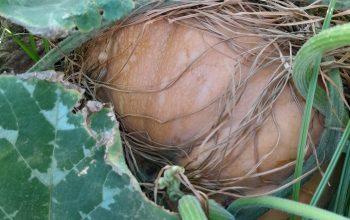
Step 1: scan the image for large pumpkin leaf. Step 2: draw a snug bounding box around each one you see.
[0,71,178,220]
[0,0,134,38]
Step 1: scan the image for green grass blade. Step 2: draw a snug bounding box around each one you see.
[307,67,345,210]
[28,27,104,72]
[322,0,337,30]
[333,142,350,214]
[292,56,321,203]
[43,38,50,53]
[28,34,40,58]
[310,120,350,206]
[228,196,348,220]
[291,0,337,213]
[4,28,40,62]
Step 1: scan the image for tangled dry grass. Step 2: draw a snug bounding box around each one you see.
[64,0,350,204]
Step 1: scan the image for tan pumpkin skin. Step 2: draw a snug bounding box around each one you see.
[95,20,324,197]
[104,20,238,146]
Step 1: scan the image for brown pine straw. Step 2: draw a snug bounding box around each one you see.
[73,0,350,203]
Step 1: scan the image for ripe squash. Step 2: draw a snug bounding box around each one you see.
[85,19,324,200]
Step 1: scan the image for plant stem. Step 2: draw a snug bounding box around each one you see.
[291,0,337,216]
[228,196,348,220]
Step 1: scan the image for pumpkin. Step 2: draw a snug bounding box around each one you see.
[83,19,324,202]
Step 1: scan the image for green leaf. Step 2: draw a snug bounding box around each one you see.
[0,71,178,220]
[228,196,348,220]
[0,0,134,38]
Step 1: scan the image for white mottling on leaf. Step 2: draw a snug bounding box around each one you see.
[107,112,115,121]
[83,145,92,157]
[30,169,49,185]
[40,109,57,127]
[0,127,18,145]
[79,211,91,220]
[101,186,121,210]
[50,156,70,185]
[0,207,18,219]
[29,156,69,186]
[20,81,35,96]
[72,166,79,174]
[78,166,89,176]
[56,103,75,130]
[52,198,59,204]
[8,210,18,218]
[40,90,75,130]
